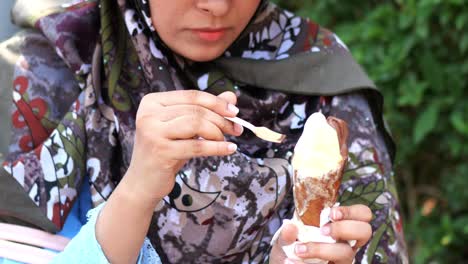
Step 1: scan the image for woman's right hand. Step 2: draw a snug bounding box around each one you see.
[95,90,242,263]
[123,90,243,203]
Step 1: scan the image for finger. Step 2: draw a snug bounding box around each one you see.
[146,90,239,117]
[216,92,243,134]
[278,221,298,246]
[321,221,372,248]
[217,91,237,105]
[269,221,298,264]
[294,242,354,263]
[330,205,373,222]
[168,139,237,159]
[155,105,242,136]
[163,116,225,141]
[284,259,305,264]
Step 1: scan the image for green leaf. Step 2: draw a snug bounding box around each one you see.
[420,52,445,91]
[455,13,468,31]
[460,34,468,53]
[450,110,468,135]
[397,74,428,107]
[413,105,440,144]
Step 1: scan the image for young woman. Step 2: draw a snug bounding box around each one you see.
[0,0,407,263]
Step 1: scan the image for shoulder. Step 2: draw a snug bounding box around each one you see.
[0,29,82,158]
[0,30,47,156]
[298,17,349,54]
[237,5,349,60]
[271,5,350,52]
[0,29,69,72]
[278,7,351,56]
[0,28,80,102]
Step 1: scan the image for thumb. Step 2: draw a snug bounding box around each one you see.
[278,220,298,246]
[217,91,237,105]
[269,221,299,264]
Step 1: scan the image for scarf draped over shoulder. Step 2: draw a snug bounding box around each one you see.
[0,0,406,263]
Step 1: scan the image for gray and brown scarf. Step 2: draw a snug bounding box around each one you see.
[0,0,396,262]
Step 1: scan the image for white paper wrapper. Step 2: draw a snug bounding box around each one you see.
[271,204,356,264]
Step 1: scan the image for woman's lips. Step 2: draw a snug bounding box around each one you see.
[192,28,227,42]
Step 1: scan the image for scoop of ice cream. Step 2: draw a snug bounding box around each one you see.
[292,112,342,179]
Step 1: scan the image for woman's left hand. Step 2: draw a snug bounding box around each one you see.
[270,204,373,264]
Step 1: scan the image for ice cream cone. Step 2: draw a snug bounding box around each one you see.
[292,115,349,227]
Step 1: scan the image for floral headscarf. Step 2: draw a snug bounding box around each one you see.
[0,0,405,263]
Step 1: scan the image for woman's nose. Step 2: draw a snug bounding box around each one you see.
[196,0,230,17]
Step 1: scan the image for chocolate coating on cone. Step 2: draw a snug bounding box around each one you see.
[293,117,349,227]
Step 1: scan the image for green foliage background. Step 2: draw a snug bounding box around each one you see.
[273,0,468,263]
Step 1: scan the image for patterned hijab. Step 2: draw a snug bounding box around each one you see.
[1,0,389,262]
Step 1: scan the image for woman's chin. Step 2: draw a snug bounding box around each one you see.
[176,46,229,62]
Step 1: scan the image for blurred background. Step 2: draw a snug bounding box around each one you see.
[1,0,467,263]
[273,1,468,263]
[0,0,18,42]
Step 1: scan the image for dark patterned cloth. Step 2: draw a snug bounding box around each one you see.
[0,0,407,263]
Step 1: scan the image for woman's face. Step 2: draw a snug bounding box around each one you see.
[149,0,262,62]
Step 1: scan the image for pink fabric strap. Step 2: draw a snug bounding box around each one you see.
[0,239,57,264]
[0,223,70,251]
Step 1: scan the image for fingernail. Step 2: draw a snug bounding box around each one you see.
[228,143,237,152]
[234,123,244,134]
[321,225,331,236]
[227,104,239,115]
[333,209,343,220]
[295,244,307,254]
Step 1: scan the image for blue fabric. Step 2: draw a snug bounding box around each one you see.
[52,203,161,264]
[51,203,116,264]
[0,255,20,264]
[57,177,92,239]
